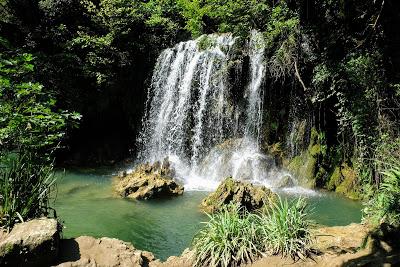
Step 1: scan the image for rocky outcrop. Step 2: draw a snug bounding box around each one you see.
[114,159,184,200]
[0,218,60,266]
[251,223,400,266]
[56,236,156,267]
[200,177,276,213]
[149,248,194,267]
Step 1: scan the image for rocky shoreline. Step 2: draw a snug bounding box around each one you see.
[1,218,399,266]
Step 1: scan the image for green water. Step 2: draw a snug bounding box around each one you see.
[54,168,362,260]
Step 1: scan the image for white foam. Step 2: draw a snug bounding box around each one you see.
[280,186,320,196]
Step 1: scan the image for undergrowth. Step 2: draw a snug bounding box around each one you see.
[192,196,313,267]
[0,152,56,230]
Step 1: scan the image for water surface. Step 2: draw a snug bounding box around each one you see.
[54,168,362,260]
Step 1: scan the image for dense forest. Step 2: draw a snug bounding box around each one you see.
[1,0,400,266]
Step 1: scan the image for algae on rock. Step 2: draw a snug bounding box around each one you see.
[286,127,323,188]
[285,124,361,199]
[327,163,360,199]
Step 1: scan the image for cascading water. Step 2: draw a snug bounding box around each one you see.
[138,31,293,191]
[139,34,235,166]
[244,30,266,144]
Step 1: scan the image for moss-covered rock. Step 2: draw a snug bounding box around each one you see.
[286,127,322,187]
[327,163,360,199]
[200,177,276,213]
[114,159,184,200]
[285,125,361,199]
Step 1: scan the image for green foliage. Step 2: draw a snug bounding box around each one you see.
[363,139,400,226]
[363,165,400,226]
[197,35,216,51]
[311,51,389,182]
[304,0,400,198]
[0,151,56,229]
[264,4,299,49]
[258,196,313,259]
[176,0,206,37]
[0,46,79,229]
[263,3,299,80]
[0,51,81,154]
[192,198,313,266]
[177,0,270,37]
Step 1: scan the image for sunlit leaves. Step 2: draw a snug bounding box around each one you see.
[0,52,81,154]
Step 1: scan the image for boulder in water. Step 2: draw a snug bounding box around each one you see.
[114,159,183,200]
[275,174,295,188]
[0,218,60,266]
[200,177,276,213]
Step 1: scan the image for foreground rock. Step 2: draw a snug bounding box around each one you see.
[250,223,400,266]
[200,177,276,213]
[147,223,399,267]
[114,159,184,200]
[149,248,194,267]
[56,236,156,267]
[0,218,60,266]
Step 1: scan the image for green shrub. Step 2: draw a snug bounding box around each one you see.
[192,197,313,266]
[363,138,400,226]
[0,152,56,230]
[363,165,400,226]
[192,203,262,267]
[257,196,313,259]
[198,35,216,51]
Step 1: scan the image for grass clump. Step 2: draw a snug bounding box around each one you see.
[192,196,313,267]
[192,203,261,267]
[258,197,313,259]
[0,152,56,230]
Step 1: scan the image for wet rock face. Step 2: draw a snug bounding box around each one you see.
[0,218,60,266]
[114,159,184,200]
[200,177,276,213]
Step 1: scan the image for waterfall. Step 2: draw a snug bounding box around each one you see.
[244,30,266,145]
[138,31,291,191]
[139,34,236,166]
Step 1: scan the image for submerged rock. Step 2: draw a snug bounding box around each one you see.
[114,159,184,200]
[200,177,276,213]
[0,218,60,266]
[56,236,155,267]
